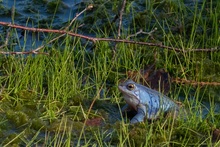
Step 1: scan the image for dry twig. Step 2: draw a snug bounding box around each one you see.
[172,77,220,86]
[113,0,127,53]
[1,21,219,54]
[117,0,126,39]
[0,3,219,55]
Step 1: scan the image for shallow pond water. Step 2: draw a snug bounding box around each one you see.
[0,0,211,51]
[0,0,84,50]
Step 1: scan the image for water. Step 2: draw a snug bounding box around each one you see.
[0,0,207,52]
[0,0,87,51]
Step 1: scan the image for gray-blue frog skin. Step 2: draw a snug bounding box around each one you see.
[118,79,179,124]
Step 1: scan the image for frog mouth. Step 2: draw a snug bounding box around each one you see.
[118,85,124,92]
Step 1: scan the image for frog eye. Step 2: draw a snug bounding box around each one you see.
[127,84,135,90]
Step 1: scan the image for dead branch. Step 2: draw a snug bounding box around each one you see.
[1,21,219,53]
[0,51,49,55]
[0,1,219,56]
[64,4,93,31]
[172,77,220,86]
[113,0,127,54]
[117,0,126,39]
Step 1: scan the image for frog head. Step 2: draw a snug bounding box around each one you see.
[118,79,141,110]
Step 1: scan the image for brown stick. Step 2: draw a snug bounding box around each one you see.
[113,0,127,53]
[172,77,220,86]
[0,22,219,53]
[117,0,126,39]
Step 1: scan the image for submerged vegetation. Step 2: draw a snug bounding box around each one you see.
[0,0,220,146]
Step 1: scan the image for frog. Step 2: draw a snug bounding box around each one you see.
[118,79,180,124]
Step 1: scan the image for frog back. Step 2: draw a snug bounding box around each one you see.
[137,83,179,112]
